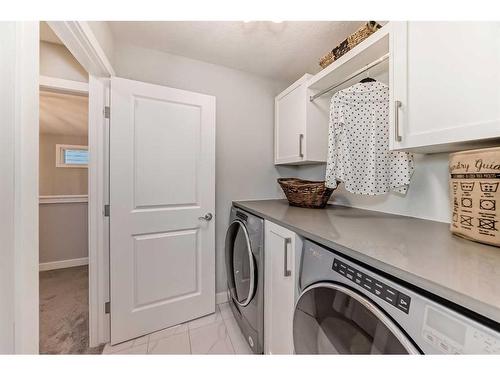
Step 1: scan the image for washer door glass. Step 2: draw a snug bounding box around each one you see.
[225,220,256,306]
[293,283,418,354]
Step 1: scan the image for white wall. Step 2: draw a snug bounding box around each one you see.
[39,203,88,264]
[114,43,287,292]
[40,41,88,82]
[39,134,88,195]
[39,134,89,266]
[294,153,451,223]
[86,21,115,69]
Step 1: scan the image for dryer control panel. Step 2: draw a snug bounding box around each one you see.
[333,258,411,314]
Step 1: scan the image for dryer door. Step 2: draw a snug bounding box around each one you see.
[293,283,420,354]
[225,220,256,307]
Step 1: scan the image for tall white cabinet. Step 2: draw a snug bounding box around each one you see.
[390,22,500,152]
[264,221,302,354]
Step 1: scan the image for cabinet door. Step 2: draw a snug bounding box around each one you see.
[264,221,300,354]
[274,75,309,164]
[391,22,500,152]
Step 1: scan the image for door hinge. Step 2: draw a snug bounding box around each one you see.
[104,106,110,119]
[104,204,110,217]
[105,301,110,314]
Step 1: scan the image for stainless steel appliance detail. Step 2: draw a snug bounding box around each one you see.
[225,206,264,354]
[294,283,417,354]
[294,240,500,354]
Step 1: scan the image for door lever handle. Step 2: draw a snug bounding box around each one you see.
[198,213,213,221]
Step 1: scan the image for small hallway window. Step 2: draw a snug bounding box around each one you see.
[56,144,89,168]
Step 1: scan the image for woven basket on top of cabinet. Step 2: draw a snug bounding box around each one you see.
[278,178,338,209]
[319,21,383,69]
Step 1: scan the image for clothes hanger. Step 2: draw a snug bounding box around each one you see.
[359,70,376,83]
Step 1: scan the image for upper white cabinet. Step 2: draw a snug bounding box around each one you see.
[274,74,329,165]
[274,26,391,164]
[391,22,500,152]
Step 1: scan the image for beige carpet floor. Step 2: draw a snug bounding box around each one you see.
[39,265,104,354]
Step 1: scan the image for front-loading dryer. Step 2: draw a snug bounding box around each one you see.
[225,206,264,354]
[294,240,500,354]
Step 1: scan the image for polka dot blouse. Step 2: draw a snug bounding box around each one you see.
[325,81,414,195]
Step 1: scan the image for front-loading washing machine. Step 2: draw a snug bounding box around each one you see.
[225,206,264,354]
[293,239,500,354]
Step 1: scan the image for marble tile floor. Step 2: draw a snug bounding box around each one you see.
[102,302,253,355]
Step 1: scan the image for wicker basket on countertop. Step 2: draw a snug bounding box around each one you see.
[278,178,338,209]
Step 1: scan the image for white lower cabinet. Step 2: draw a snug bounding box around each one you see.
[264,220,302,354]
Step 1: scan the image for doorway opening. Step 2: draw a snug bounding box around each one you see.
[38,86,100,354]
[38,22,102,354]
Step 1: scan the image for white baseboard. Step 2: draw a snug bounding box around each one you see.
[39,257,89,271]
[216,291,229,305]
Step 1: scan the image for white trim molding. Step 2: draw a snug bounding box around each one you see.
[88,75,110,347]
[39,257,89,272]
[47,21,115,77]
[39,75,88,95]
[39,195,88,204]
[0,21,40,354]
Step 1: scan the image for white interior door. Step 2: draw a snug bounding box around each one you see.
[109,77,216,344]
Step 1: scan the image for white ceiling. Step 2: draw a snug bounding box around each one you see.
[40,90,88,137]
[108,21,366,82]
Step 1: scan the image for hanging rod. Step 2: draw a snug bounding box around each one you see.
[309,53,390,102]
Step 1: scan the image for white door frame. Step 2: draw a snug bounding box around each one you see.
[47,21,115,77]
[87,75,111,346]
[0,21,39,354]
[5,20,113,354]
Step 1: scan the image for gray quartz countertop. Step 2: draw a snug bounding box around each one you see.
[233,199,500,324]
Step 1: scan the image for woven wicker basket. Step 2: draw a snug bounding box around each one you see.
[278,178,338,209]
[319,21,382,69]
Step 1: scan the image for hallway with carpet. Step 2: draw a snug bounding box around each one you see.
[39,265,103,354]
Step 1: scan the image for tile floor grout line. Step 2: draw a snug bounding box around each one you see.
[187,323,193,354]
[187,318,222,333]
[108,301,234,354]
[222,318,237,354]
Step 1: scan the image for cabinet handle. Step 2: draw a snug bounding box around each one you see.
[283,237,291,277]
[299,134,304,158]
[394,100,402,142]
